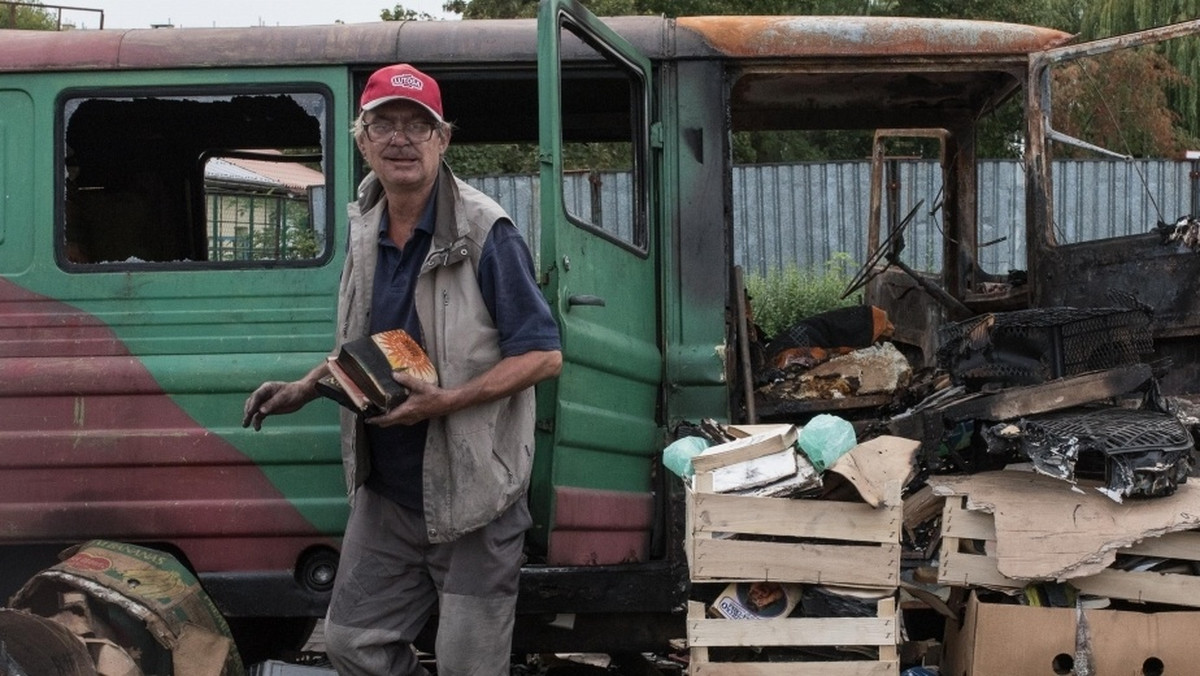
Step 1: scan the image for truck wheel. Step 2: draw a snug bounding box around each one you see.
[297,548,339,593]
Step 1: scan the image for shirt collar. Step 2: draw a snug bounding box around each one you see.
[376,181,439,240]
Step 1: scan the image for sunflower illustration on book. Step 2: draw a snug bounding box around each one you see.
[317,329,438,415]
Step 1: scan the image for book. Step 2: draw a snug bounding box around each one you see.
[316,329,438,415]
[690,424,798,473]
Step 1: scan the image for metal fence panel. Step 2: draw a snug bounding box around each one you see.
[465,159,1196,279]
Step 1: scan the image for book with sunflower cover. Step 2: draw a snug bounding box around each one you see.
[316,329,438,415]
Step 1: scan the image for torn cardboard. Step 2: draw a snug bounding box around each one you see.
[825,435,920,508]
[9,539,245,676]
[930,470,1200,580]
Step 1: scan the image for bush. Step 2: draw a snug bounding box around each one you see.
[745,254,860,339]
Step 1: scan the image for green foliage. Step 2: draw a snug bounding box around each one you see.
[445,143,540,175]
[282,224,321,260]
[4,1,59,29]
[380,4,439,20]
[733,130,874,163]
[1051,48,1192,157]
[1081,0,1200,144]
[247,221,320,261]
[745,254,860,339]
[442,0,539,18]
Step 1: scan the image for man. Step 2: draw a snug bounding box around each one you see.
[242,63,562,675]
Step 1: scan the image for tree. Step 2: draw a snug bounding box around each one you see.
[441,0,539,19]
[380,4,439,20]
[1051,48,1191,157]
[890,0,1059,24]
[1081,0,1200,144]
[3,1,59,30]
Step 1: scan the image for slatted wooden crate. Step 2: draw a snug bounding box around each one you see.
[939,494,1200,606]
[686,596,899,676]
[686,471,902,588]
[685,465,902,675]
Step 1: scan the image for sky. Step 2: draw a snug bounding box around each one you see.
[59,0,458,30]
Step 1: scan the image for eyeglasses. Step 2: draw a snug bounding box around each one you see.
[364,119,437,144]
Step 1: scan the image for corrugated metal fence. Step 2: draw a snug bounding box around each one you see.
[468,159,1197,278]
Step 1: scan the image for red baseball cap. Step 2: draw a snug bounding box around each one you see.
[360,63,444,122]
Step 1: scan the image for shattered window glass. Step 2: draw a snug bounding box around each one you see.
[61,91,330,268]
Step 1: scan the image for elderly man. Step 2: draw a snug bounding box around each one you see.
[243,63,562,675]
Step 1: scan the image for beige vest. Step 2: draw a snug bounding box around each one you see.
[337,163,536,542]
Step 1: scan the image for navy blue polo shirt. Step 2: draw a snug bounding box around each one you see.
[364,188,561,511]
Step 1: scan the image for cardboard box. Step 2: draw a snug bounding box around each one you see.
[9,539,245,676]
[943,591,1200,676]
[935,472,1200,607]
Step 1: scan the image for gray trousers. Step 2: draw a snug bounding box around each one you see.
[324,486,530,676]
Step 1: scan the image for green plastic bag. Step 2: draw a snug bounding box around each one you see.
[797,414,856,472]
[662,436,710,477]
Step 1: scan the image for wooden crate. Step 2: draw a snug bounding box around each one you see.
[686,596,899,676]
[939,495,1200,606]
[686,472,901,588]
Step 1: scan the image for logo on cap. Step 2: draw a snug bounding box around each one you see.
[391,74,424,91]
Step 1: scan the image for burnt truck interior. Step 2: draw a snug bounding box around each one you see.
[724,49,1034,410]
[725,47,1040,372]
[727,21,1200,504]
[849,21,1200,397]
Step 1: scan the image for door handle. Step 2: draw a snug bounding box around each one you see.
[567,294,606,307]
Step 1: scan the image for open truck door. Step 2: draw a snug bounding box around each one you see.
[532,0,663,566]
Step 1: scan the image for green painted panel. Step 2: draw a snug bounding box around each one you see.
[4,67,354,534]
[533,0,662,551]
[0,90,33,272]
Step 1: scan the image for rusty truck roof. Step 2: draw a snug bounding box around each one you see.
[0,15,1072,73]
[675,16,1072,57]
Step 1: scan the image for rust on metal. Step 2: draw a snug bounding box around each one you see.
[1,15,1079,74]
[676,16,1072,59]
[0,22,406,72]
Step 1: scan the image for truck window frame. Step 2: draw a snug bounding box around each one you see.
[56,83,335,271]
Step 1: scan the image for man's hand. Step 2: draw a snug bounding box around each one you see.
[366,371,447,427]
[366,350,561,428]
[242,379,319,431]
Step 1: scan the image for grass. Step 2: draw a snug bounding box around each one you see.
[744,253,861,339]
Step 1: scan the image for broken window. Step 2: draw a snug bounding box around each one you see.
[1043,38,1197,247]
[60,90,330,267]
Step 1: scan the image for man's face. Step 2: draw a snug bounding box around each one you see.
[357,100,449,194]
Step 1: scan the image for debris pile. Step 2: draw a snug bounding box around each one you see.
[716,299,1200,673]
[670,421,918,670]
[750,305,911,420]
[1155,214,1200,252]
